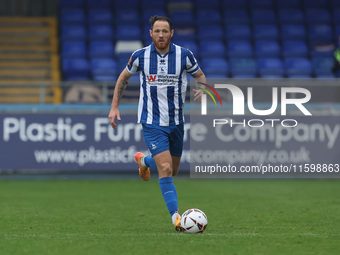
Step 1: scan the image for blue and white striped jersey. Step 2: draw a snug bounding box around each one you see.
[126,42,199,126]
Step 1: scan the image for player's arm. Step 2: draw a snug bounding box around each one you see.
[191,68,207,101]
[109,68,133,129]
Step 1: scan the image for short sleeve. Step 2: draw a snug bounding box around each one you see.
[126,51,139,75]
[185,49,199,74]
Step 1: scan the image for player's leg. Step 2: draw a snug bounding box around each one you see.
[171,155,181,176]
[167,124,184,231]
[152,150,182,230]
[135,124,183,230]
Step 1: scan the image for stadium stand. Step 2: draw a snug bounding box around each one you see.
[0,17,62,103]
[55,0,340,82]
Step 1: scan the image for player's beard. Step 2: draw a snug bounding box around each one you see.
[153,37,171,52]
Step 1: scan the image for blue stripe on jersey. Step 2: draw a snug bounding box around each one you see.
[141,71,148,123]
[168,51,176,74]
[151,86,160,125]
[167,86,175,125]
[150,50,157,74]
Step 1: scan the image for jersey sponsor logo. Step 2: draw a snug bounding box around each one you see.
[147,75,157,82]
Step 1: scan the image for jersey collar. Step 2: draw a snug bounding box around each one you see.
[151,42,175,57]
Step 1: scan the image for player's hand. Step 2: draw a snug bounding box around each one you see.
[193,88,204,101]
[108,108,121,129]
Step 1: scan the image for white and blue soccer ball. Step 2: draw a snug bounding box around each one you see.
[181,208,208,233]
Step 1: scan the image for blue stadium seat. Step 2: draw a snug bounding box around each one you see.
[305,9,331,24]
[60,9,85,25]
[225,25,251,40]
[278,9,304,24]
[308,25,333,40]
[170,10,195,26]
[284,58,313,77]
[116,9,140,25]
[249,0,274,9]
[61,41,87,58]
[330,0,340,8]
[88,9,113,25]
[253,25,279,40]
[332,9,340,24]
[281,25,306,39]
[173,26,196,41]
[223,10,249,24]
[142,25,151,41]
[92,75,117,81]
[229,58,257,77]
[116,25,141,40]
[257,58,284,77]
[201,58,229,77]
[143,9,167,25]
[141,0,166,9]
[309,41,335,57]
[221,0,247,8]
[282,40,308,58]
[62,58,90,81]
[114,0,139,8]
[200,40,226,58]
[276,0,301,8]
[196,10,222,25]
[59,0,84,8]
[175,40,198,58]
[89,41,115,58]
[60,25,87,41]
[251,9,276,24]
[302,0,329,8]
[335,25,340,37]
[311,57,335,77]
[228,40,253,58]
[91,58,117,81]
[198,25,223,40]
[86,0,112,8]
[89,25,114,40]
[116,55,131,73]
[255,40,281,57]
[194,0,219,9]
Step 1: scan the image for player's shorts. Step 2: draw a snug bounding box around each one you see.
[142,124,184,157]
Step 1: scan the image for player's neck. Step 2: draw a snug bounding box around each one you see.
[155,45,170,56]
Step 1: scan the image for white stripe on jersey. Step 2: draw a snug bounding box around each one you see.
[157,54,170,126]
[174,46,182,125]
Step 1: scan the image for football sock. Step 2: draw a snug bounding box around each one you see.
[159,177,178,217]
[143,156,158,171]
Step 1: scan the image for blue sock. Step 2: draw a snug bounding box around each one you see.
[159,177,178,216]
[144,156,158,171]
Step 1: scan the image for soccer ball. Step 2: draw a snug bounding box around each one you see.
[181,208,208,233]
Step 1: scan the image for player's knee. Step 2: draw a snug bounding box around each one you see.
[159,162,172,177]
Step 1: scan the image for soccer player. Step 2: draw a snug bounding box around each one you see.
[108,15,206,231]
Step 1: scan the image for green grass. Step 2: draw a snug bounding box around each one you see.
[0,178,339,255]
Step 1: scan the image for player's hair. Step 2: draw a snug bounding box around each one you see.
[149,15,173,31]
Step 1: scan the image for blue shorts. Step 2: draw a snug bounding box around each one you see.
[142,124,184,157]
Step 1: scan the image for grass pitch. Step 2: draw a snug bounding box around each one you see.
[0,178,339,255]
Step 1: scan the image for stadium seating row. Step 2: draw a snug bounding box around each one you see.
[59,0,340,10]
[60,8,340,25]
[62,56,335,81]
[61,39,334,60]
[60,24,340,42]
